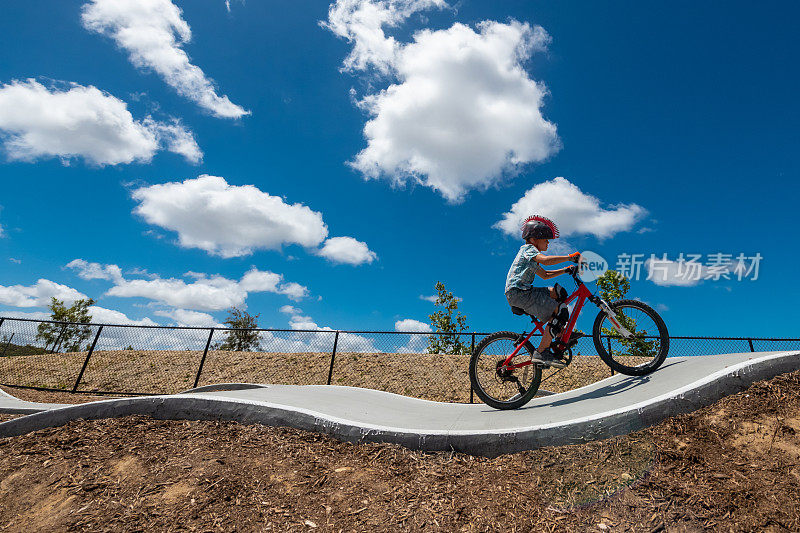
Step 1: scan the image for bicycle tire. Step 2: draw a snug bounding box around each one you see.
[469,331,542,410]
[592,299,669,376]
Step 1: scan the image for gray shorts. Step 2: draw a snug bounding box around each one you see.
[506,287,558,322]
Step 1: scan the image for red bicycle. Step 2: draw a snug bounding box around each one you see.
[469,267,669,410]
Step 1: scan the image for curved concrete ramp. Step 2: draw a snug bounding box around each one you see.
[1,351,798,456]
[0,387,71,413]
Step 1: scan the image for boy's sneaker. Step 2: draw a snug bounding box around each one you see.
[530,348,567,369]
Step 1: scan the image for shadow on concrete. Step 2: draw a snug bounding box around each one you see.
[520,359,686,411]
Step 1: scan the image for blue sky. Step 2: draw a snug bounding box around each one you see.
[0,0,797,337]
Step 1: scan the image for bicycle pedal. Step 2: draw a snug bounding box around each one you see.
[536,359,567,369]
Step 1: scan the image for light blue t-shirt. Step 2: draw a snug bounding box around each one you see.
[504,244,542,293]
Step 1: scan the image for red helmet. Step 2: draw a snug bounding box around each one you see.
[521,215,559,241]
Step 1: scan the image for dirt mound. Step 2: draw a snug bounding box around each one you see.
[2,371,800,531]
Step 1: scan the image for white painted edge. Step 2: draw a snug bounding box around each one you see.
[0,388,19,400]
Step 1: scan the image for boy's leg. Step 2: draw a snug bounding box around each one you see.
[534,285,566,354]
[537,324,552,353]
[549,284,568,302]
[542,284,569,350]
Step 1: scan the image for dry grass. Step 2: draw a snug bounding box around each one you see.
[0,349,615,402]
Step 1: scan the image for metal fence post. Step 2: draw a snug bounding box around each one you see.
[0,318,4,330]
[748,338,755,352]
[73,325,103,393]
[193,328,215,388]
[607,336,615,376]
[470,333,476,403]
[327,331,340,385]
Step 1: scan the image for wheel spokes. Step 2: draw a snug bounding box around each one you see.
[474,337,535,403]
[602,306,661,364]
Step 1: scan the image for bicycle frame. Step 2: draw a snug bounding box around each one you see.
[501,275,596,371]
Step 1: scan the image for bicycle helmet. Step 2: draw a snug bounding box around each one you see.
[521,215,559,241]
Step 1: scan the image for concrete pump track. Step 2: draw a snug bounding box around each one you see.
[2,351,799,457]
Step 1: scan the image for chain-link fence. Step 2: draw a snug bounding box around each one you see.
[1,316,798,402]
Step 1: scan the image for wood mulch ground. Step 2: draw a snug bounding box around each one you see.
[2,371,800,531]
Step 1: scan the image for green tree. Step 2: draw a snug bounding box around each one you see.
[217,307,261,352]
[595,271,657,357]
[426,282,470,355]
[595,269,630,301]
[36,297,95,352]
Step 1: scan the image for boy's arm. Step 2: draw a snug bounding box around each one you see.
[534,252,581,266]
[536,266,574,280]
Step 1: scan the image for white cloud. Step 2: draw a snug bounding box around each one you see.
[132,175,375,266]
[0,308,213,351]
[394,318,432,353]
[317,236,377,265]
[0,279,88,308]
[107,276,242,311]
[132,175,328,258]
[154,308,219,327]
[645,257,706,287]
[82,0,248,118]
[240,269,308,300]
[89,305,159,325]
[142,117,203,163]
[277,282,310,301]
[278,306,377,352]
[238,269,282,292]
[495,177,647,240]
[0,310,51,320]
[0,79,201,165]
[279,305,302,315]
[71,262,309,310]
[324,0,447,74]
[224,0,244,13]
[4,302,168,327]
[66,259,123,282]
[419,293,460,303]
[394,318,431,332]
[287,311,319,331]
[326,1,559,202]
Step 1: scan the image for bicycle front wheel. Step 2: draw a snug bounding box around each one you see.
[593,299,669,376]
[469,331,542,410]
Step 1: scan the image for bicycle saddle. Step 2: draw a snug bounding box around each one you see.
[510,306,527,316]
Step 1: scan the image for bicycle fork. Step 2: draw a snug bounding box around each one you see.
[597,299,633,339]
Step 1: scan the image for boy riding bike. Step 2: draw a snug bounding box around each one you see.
[470,215,669,410]
[505,215,581,368]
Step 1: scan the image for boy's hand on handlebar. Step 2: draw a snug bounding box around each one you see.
[566,265,579,275]
[568,252,581,263]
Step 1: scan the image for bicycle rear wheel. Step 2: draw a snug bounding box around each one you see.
[469,331,541,410]
[592,299,669,376]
